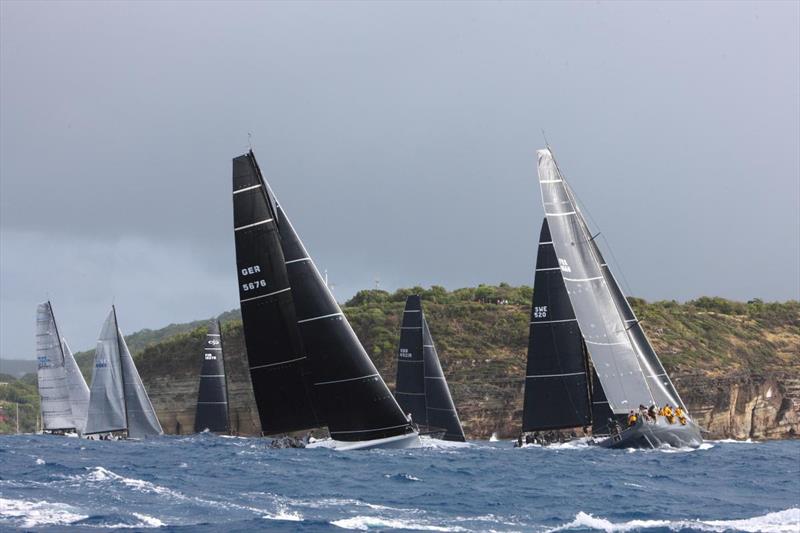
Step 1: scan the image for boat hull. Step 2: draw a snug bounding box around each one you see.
[307,431,421,451]
[598,418,702,449]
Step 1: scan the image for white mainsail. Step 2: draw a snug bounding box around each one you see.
[84,309,127,434]
[62,339,90,433]
[36,302,75,430]
[536,148,681,414]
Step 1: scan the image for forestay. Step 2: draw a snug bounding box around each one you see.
[36,302,75,431]
[537,148,655,414]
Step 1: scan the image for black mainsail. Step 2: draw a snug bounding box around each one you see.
[194,320,230,433]
[395,296,466,442]
[522,220,592,432]
[232,151,415,443]
[233,152,318,434]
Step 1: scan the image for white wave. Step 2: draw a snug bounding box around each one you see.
[489,432,499,442]
[419,436,472,449]
[548,508,800,533]
[101,513,166,529]
[520,437,593,450]
[0,497,86,528]
[35,457,45,465]
[331,515,465,531]
[262,506,303,522]
[623,442,715,454]
[81,466,188,501]
[710,438,758,444]
[383,473,421,481]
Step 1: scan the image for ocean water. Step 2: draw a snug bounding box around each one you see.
[0,434,798,532]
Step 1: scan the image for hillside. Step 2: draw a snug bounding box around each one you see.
[3,286,798,439]
[135,285,799,440]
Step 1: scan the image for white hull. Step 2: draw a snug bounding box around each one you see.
[307,431,421,451]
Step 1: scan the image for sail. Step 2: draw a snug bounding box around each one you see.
[588,239,685,411]
[62,339,90,433]
[84,309,127,435]
[394,295,427,426]
[522,219,592,432]
[536,148,654,414]
[276,199,414,441]
[421,315,466,442]
[232,151,319,434]
[194,320,230,433]
[35,302,74,430]
[115,309,163,438]
[590,367,616,435]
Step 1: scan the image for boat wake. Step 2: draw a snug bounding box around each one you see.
[547,508,800,533]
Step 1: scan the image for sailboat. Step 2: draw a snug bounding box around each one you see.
[83,306,163,439]
[520,220,592,444]
[527,147,702,449]
[194,320,230,433]
[232,150,419,450]
[35,301,89,435]
[395,295,466,442]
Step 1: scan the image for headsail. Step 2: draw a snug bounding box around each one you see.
[62,339,90,433]
[35,302,74,431]
[421,314,466,442]
[84,309,127,435]
[590,367,616,435]
[194,320,230,433]
[522,219,592,432]
[276,200,414,442]
[233,151,319,434]
[536,148,683,415]
[395,296,427,426]
[116,308,163,438]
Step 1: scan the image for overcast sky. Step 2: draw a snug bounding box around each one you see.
[1,1,798,359]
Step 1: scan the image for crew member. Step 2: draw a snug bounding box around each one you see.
[627,410,637,427]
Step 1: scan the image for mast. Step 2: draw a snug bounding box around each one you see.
[521,220,592,432]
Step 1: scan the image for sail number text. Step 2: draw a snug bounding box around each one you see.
[241,265,267,292]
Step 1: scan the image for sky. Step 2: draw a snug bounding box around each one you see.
[1,1,798,359]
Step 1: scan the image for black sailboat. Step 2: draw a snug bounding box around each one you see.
[529,147,701,449]
[395,295,466,442]
[232,150,419,449]
[194,320,230,433]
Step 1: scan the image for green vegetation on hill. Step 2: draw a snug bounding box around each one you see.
[3,285,797,437]
[0,373,39,433]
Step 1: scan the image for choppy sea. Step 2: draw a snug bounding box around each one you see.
[0,434,797,532]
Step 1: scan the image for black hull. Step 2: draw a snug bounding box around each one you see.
[597,418,702,449]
